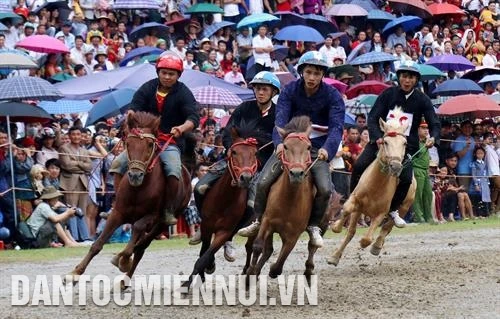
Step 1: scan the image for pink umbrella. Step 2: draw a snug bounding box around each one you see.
[323,78,348,94]
[16,35,69,54]
[437,94,500,118]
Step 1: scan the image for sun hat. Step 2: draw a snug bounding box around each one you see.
[40,186,64,200]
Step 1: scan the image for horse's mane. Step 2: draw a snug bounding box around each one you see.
[127,111,159,131]
[385,107,408,133]
[233,118,269,143]
[282,116,312,137]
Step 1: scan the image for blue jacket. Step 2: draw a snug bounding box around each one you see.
[273,78,345,160]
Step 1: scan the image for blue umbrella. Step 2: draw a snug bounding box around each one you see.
[120,46,164,67]
[39,99,93,114]
[432,79,484,96]
[203,21,235,39]
[273,11,305,28]
[346,41,371,63]
[303,14,338,37]
[335,0,377,11]
[367,9,395,22]
[479,74,500,84]
[274,25,324,43]
[349,51,396,65]
[344,112,356,125]
[382,15,422,36]
[237,13,279,29]
[86,88,136,126]
[129,22,170,43]
[0,76,63,101]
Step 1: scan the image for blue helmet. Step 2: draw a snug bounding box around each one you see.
[396,61,421,81]
[297,51,329,74]
[249,71,281,93]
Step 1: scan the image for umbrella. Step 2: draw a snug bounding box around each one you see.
[274,25,324,43]
[0,52,37,69]
[129,22,170,43]
[428,3,464,16]
[344,113,356,125]
[325,4,368,16]
[112,0,160,9]
[0,76,63,101]
[50,72,75,82]
[479,74,500,84]
[345,97,373,115]
[425,54,475,71]
[202,21,235,39]
[191,86,243,107]
[275,71,296,88]
[86,88,136,126]
[0,22,7,32]
[357,94,378,107]
[346,41,372,63]
[119,46,164,67]
[237,13,279,29]
[345,80,390,99]
[323,78,348,94]
[489,94,500,104]
[462,66,500,82]
[349,51,397,65]
[16,35,70,54]
[0,101,54,122]
[0,12,22,24]
[186,3,224,14]
[33,0,70,13]
[245,46,290,79]
[303,14,338,37]
[437,94,500,117]
[220,115,231,128]
[382,15,422,36]
[388,0,432,18]
[136,54,160,65]
[334,0,377,11]
[432,79,484,96]
[367,9,395,22]
[273,11,305,28]
[416,64,446,81]
[39,99,93,114]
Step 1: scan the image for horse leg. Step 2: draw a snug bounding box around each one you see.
[65,211,125,284]
[242,235,256,275]
[359,212,386,248]
[246,219,268,277]
[269,233,299,279]
[370,219,394,256]
[254,231,274,276]
[331,202,350,233]
[327,208,358,266]
[304,241,319,284]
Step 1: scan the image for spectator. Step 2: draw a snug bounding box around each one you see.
[252,25,273,73]
[43,158,62,189]
[412,120,434,223]
[12,142,36,221]
[483,132,500,214]
[452,120,475,190]
[86,135,108,237]
[36,127,59,166]
[224,61,246,87]
[469,146,491,217]
[186,163,208,242]
[0,208,10,241]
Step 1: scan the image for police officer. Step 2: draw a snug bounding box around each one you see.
[350,63,440,227]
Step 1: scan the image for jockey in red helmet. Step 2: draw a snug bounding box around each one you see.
[109,53,199,225]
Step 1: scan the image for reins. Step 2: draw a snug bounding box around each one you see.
[378,131,428,176]
[126,128,174,174]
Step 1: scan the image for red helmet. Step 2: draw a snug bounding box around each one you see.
[156,55,183,73]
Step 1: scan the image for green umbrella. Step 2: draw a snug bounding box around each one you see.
[0,12,23,24]
[50,72,75,82]
[136,54,160,65]
[186,3,224,14]
[357,94,377,106]
[416,64,447,81]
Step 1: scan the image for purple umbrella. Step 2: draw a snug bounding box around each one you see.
[129,22,170,43]
[119,46,164,67]
[191,86,242,107]
[425,54,475,71]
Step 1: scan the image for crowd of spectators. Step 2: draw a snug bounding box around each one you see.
[1,0,500,249]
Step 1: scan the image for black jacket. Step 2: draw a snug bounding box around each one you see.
[368,87,441,153]
[130,78,200,149]
[222,100,275,166]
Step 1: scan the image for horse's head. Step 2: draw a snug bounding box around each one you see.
[227,127,259,187]
[125,112,161,186]
[378,108,409,177]
[277,116,313,184]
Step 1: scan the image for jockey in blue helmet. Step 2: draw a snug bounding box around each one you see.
[190,71,280,261]
[238,51,346,248]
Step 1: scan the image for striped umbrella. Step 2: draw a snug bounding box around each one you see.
[112,0,159,9]
[191,86,242,107]
[39,99,93,114]
[203,21,235,39]
[348,51,397,65]
[325,4,368,16]
[0,76,64,101]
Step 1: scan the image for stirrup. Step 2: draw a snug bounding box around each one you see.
[164,212,177,226]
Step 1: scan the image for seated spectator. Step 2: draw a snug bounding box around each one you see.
[96,196,131,244]
[441,153,474,221]
[26,186,82,248]
[224,62,247,87]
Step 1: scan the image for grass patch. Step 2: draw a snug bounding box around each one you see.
[1,217,498,264]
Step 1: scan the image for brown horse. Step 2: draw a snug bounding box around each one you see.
[66,112,191,285]
[183,126,260,289]
[246,116,318,282]
[328,107,417,266]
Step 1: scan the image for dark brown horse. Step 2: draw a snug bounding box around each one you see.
[246,116,318,282]
[66,112,191,286]
[183,126,260,290]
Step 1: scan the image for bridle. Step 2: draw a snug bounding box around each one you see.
[126,128,173,174]
[281,133,312,171]
[378,131,407,177]
[227,137,259,186]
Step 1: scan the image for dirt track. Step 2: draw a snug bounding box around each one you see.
[1,227,499,319]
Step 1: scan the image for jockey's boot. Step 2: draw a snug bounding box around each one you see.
[189,228,202,245]
[389,210,406,228]
[223,241,236,262]
[163,208,177,226]
[237,219,260,237]
[306,226,324,248]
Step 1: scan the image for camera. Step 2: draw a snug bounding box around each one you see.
[54,205,84,218]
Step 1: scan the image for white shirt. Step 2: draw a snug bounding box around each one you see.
[252,35,273,67]
[249,0,264,14]
[172,47,186,60]
[70,45,87,65]
[482,53,497,67]
[485,144,500,176]
[224,2,239,17]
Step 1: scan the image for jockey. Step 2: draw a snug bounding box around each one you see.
[350,63,440,227]
[189,71,280,259]
[237,51,345,248]
[109,54,199,225]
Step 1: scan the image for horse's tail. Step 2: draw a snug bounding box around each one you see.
[182,132,197,175]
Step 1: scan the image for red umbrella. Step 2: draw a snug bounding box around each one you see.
[428,3,465,16]
[388,0,432,18]
[16,35,69,54]
[323,78,348,94]
[437,94,500,118]
[345,80,390,99]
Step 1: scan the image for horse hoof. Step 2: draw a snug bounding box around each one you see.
[62,273,80,286]
[110,255,119,268]
[120,280,132,292]
[331,221,343,233]
[327,256,340,266]
[370,245,382,256]
[118,256,133,273]
[269,264,281,279]
[205,263,216,274]
[359,237,372,248]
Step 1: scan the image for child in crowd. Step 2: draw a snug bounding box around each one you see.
[469,146,491,217]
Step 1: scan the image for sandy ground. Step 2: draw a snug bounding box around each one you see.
[1,227,499,319]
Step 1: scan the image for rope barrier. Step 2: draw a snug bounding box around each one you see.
[329,168,493,179]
